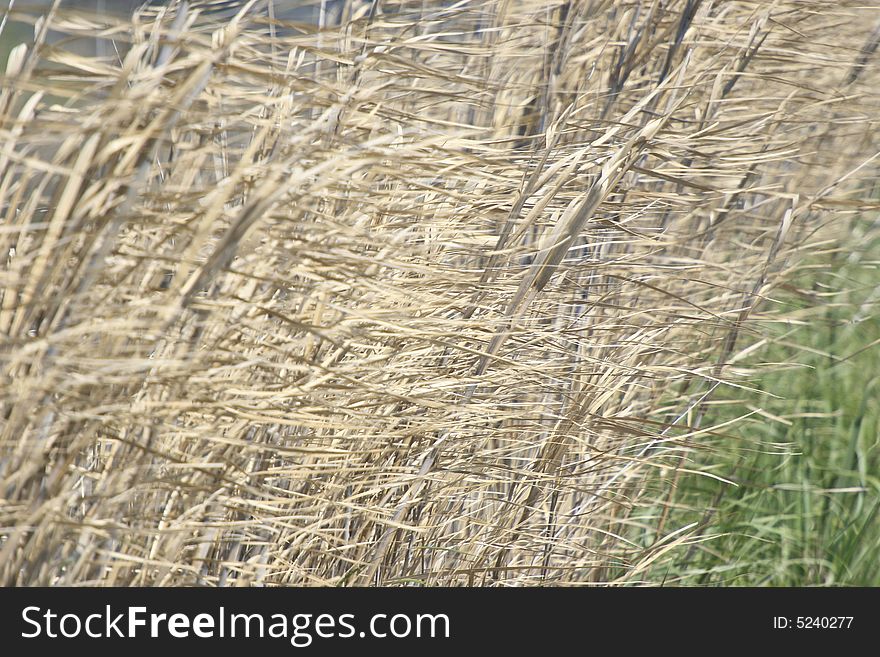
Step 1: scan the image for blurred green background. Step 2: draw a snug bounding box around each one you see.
[629,215,880,585]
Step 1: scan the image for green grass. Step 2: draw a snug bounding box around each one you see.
[635,221,880,586]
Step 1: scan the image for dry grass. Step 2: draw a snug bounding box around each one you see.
[1,0,878,586]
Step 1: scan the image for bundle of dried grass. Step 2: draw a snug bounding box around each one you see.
[1,0,878,586]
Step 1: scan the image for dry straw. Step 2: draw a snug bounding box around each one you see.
[1,0,878,585]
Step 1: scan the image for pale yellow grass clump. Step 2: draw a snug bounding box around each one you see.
[1,0,878,585]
